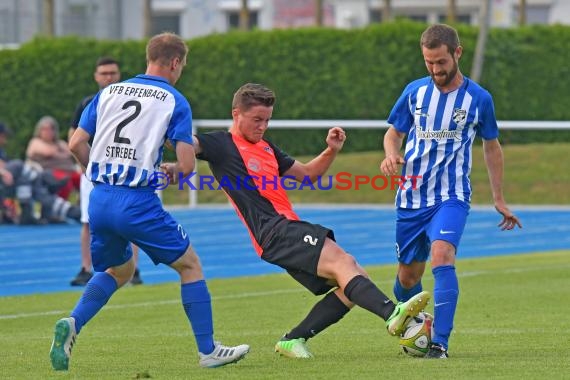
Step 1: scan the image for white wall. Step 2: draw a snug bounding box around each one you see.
[1,0,569,45]
[550,0,570,24]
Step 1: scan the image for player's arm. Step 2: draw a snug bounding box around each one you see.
[69,128,91,169]
[380,126,406,176]
[69,98,85,142]
[161,141,195,184]
[175,141,195,176]
[191,135,203,155]
[68,127,77,143]
[284,127,346,183]
[483,138,522,230]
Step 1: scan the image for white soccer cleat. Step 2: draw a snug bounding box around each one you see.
[49,317,77,371]
[198,341,250,368]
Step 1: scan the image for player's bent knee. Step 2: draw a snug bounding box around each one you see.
[318,244,359,279]
[430,250,455,267]
[329,252,359,278]
[107,265,136,287]
[399,275,420,289]
[340,251,358,269]
[170,248,204,279]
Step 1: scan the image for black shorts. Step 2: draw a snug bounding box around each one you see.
[261,219,336,295]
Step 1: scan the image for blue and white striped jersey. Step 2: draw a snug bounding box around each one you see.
[387,76,499,209]
[79,74,193,187]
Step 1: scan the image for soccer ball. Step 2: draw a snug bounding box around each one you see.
[399,312,433,357]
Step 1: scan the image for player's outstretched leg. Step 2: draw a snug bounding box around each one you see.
[49,317,77,371]
[198,341,250,368]
[386,291,431,336]
[275,336,313,359]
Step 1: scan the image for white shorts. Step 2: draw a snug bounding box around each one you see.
[80,174,94,224]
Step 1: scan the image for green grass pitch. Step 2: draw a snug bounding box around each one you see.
[1,250,569,379]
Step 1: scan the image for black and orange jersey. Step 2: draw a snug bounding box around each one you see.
[196,131,298,255]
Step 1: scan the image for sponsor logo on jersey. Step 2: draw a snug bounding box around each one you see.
[415,126,460,141]
[247,158,261,172]
[452,108,467,125]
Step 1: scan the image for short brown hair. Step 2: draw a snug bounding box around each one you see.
[146,32,188,66]
[420,24,460,55]
[95,56,119,68]
[232,83,276,111]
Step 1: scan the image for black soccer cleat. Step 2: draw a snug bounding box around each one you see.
[425,343,449,359]
[130,268,144,285]
[70,267,93,286]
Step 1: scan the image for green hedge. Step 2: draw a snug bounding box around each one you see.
[0,21,569,158]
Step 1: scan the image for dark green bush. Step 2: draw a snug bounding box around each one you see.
[0,21,568,158]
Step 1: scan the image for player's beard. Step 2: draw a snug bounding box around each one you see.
[431,60,458,88]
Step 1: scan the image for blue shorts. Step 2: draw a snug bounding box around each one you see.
[395,199,469,265]
[89,184,190,272]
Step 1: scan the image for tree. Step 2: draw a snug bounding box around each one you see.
[239,0,250,31]
[471,0,491,82]
[518,0,527,25]
[143,0,152,37]
[446,0,457,23]
[42,0,55,37]
[382,0,392,23]
[315,0,324,26]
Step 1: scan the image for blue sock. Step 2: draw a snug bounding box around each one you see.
[393,275,423,302]
[431,265,459,350]
[181,280,215,355]
[70,272,118,334]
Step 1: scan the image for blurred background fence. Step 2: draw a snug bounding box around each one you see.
[181,119,570,207]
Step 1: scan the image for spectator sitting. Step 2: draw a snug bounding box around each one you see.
[6,160,81,224]
[26,116,80,200]
[0,122,80,224]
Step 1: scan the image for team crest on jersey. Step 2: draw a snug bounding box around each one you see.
[247,158,261,172]
[452,108,467,125]
[263,146,273,154]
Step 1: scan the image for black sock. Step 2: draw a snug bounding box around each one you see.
[286,291,350,340]
[343,275,395,320]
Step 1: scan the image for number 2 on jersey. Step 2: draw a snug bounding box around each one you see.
[114,100,141,144]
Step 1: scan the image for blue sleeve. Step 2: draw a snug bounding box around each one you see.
[78,92,100,136]
[477,92,499,140]
[387,85,414,134]
[167,94,193,147]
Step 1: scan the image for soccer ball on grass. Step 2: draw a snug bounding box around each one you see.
[399,311,433,357]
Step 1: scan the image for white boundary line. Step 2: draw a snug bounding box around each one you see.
[2,262,568,321]
[0,289,303,320]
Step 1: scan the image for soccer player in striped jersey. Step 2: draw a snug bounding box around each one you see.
[380,24,522,359]
[68,57,143,287]
[188,83,431,359]
[50,32,249,371]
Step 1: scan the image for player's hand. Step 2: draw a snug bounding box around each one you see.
[160,162,178,184]
[326,127,346,152]
[380,154,405,176]
[495,203,522,230]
